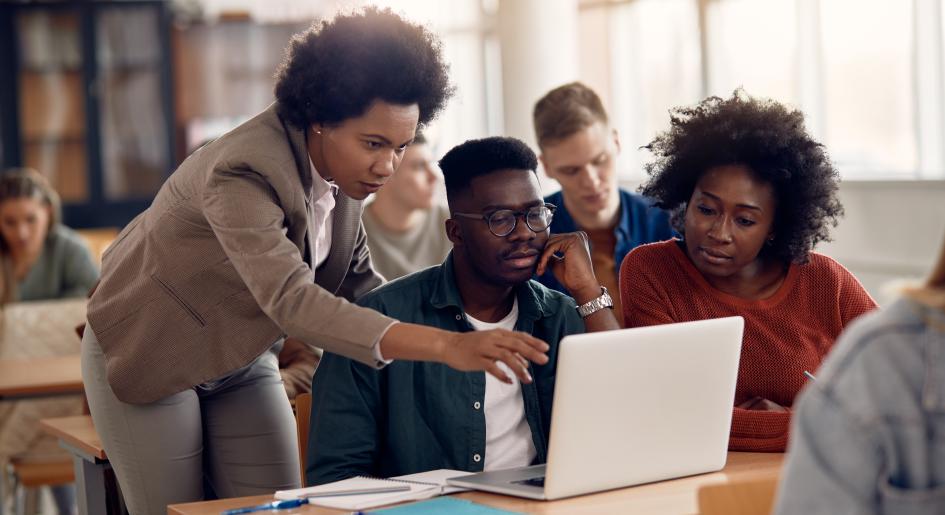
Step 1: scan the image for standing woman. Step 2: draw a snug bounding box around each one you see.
[619,91,877,452]
[82,8,548,514]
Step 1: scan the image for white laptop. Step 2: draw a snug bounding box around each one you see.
[447,316,744,500]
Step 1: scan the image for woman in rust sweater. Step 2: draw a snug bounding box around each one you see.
[619,91,876,452]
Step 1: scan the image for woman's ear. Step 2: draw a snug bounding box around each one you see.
[446,218,463,246]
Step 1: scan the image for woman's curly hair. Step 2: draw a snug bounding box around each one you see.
[274,7,454,129]
[641,90,843,264]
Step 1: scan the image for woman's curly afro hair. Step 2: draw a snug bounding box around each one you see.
[274,7,454,129]
[641,90,843,264]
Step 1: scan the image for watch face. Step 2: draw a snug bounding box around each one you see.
[601,292,614,307]
[599,286,614,306]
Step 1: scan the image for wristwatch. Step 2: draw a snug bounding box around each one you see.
[576,286,614,318]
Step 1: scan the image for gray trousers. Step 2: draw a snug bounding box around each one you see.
[81,328,301,515]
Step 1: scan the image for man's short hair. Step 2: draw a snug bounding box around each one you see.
[439,137,538,211]
[532,82,609,149]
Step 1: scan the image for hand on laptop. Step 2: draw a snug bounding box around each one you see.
[443,329,550,384]
[535,232,600,304]
[737,396,788,412]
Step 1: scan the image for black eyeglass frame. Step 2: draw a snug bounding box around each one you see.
[451,203,557,237]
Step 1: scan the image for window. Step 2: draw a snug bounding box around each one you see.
[582,0,945,180]
[608,0,702,178]
[820,0,916,178]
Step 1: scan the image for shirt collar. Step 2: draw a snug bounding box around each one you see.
[613,190,633,240]
[429,253,546,323]
[309,156,338,200]
[548,190,630,239]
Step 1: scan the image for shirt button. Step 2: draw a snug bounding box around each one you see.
[473,401,481,410]
[455,314,462,321]
[473,454,481,463]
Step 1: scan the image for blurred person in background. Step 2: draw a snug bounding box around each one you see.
[362,131,451,280]
[620,91,876,452]
[0,168,97,305]
[775,230,945,515]
[0,167,98,515]
[532,82,673,325]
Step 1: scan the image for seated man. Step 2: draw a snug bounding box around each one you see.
[306,137,618,485]
[533,82,674,323]
[362,131,452,281]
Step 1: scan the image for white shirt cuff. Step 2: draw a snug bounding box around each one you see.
[371,321,398,368]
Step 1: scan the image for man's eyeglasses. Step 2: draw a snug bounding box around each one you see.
[452,203,556,237]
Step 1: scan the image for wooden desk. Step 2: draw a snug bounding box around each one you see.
[168,452,783,515]
[40,415,123,515]
[0,355,84,400]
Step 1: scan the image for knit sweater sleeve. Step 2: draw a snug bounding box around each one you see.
[836,261,878,325]
[619,245,677,327]
[729,407,792,452]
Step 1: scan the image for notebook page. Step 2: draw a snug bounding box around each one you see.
[274,476,440,510]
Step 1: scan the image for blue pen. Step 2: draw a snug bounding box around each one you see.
[221,498,309,515]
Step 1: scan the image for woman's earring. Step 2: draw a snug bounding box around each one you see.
[313,127,322,135]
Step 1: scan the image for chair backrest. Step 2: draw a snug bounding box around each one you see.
[698,476,780,515]
[294,392,312,485]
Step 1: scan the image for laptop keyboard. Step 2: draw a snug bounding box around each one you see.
[513,476,546,487]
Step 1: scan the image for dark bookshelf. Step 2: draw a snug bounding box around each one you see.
[0,0,174,229]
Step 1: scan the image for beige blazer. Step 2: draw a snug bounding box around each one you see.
[87,104,393,404]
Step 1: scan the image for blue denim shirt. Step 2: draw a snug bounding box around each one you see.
[305,254,586,486]
[775,298,945,515]
[536,189,674,295]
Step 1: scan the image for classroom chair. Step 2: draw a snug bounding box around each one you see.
[74,228,119,265]
[294,392,312,486]
[4,457,74,515]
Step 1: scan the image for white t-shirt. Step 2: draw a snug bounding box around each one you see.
[465,299,538,471]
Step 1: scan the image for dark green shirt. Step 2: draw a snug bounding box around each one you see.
[306,254,585,486]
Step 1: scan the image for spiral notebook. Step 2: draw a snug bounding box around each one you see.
[273,469,474,510]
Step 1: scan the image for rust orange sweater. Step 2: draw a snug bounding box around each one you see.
[619,240,877,452]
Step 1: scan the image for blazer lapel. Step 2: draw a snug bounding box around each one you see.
[280,108,314,255]
[315,192,359,293]
[284,111,313,195]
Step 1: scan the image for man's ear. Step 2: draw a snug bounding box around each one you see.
[612,128,621,155]
[446,218,463,246]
